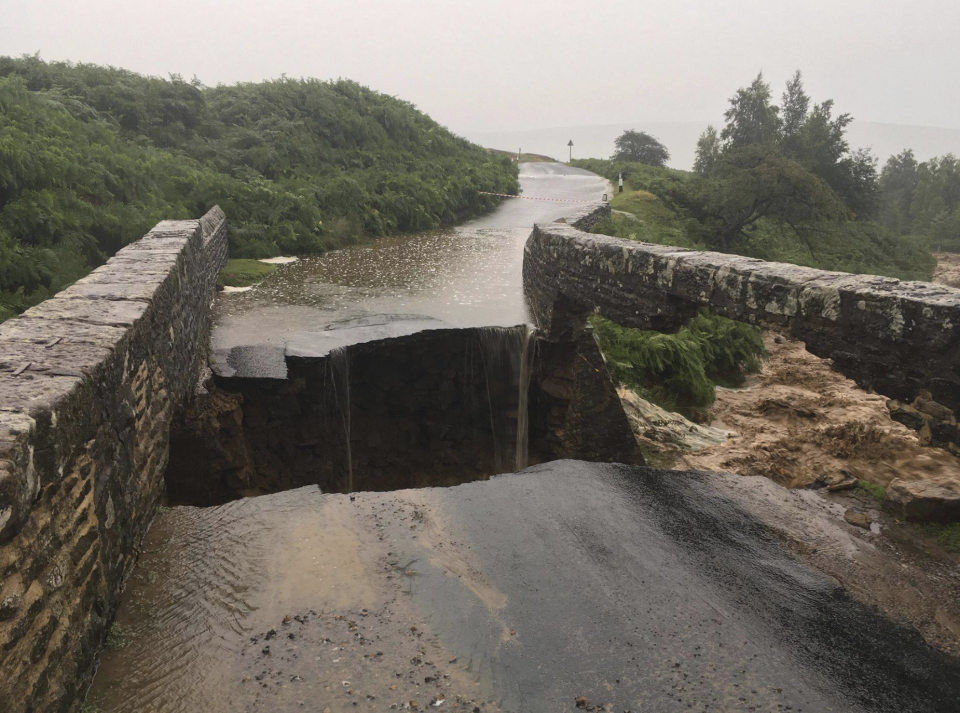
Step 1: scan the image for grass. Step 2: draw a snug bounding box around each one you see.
[920,523,960,552]
[595,180,708,251]
[611,186,679,225]
[857,480,887,503]
[217,259,279,288]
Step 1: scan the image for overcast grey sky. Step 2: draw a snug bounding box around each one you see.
[3,0,958,134]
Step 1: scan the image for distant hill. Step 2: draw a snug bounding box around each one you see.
[487,148,557,163]
[465,122,960,171]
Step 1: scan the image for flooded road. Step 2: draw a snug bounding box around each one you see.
[212,162,610,354]
[88,463,960,712]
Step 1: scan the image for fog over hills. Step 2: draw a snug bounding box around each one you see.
[464,122,960,170]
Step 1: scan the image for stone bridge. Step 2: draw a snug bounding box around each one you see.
[524,204,960,449]
[0,208,227,711]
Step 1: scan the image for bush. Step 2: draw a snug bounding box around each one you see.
[590,310,765,414]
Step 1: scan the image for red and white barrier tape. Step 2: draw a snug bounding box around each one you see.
[478,191,602,204]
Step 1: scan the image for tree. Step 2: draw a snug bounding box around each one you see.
[721,73,780,149]
[911,154,960,234]
[693,126,721,176]
[929,208,960,252]
[612,129,670,166]
[676,145,848,251]
[878,149,920,234]
[779,70,810,157]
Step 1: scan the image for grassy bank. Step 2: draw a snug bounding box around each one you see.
[217,259,279,288]
[0,56,519,322]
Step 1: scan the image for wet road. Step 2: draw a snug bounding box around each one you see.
[88,462,960,712]
[211,163,609,356]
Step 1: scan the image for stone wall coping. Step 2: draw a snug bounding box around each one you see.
[0,207,227,543]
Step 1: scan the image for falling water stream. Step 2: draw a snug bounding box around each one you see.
[327,347,353,492]
[474,326,536,475]
[515,325,536,472]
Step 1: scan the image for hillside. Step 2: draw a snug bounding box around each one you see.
[0,56,518,321]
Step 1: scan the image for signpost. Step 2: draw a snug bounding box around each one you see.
[619,172,623,193]
[567,139,573,163]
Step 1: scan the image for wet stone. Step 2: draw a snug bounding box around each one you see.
[885,478,960,522]
[844,509,873,529]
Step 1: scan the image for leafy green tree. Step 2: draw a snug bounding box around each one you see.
[879,149,920,233]
[612,129,670,166]
[795,99,878,217]
[677,146,848,251]
[910,154,960,234]
[929,207,960,252]
[718,70,878,219]
[779,70,810,157]
[878,151,960,249]
[693,126,721,176]
[721,73,780,149]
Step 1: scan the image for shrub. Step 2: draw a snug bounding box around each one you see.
[590,310,765,414]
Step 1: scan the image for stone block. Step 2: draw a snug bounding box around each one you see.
[0,207,226,713]
[884,478,960,522]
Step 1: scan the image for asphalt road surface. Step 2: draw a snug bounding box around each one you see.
[89,463,960,712]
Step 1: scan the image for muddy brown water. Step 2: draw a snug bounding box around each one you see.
[89,490,500,712]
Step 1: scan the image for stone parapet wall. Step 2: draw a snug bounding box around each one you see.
[0,207,227,712]
[523,222,960,425]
